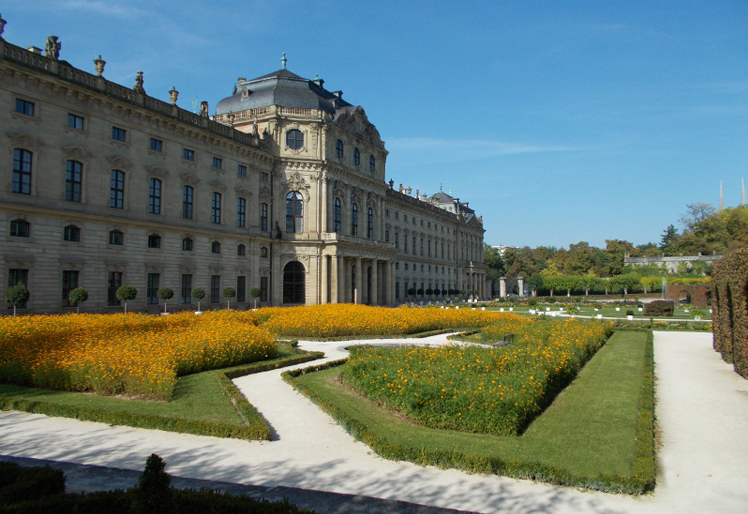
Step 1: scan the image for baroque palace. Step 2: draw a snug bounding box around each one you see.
[1,23,486,314]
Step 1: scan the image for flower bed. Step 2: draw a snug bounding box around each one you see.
[341,318,611,435]
[0,311,275,399]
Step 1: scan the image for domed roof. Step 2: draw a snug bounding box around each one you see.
[215,66,351,116]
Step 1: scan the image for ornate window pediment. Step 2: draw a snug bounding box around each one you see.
[180,173,200,185]
[61,145,92,160]
[209,180,227,192]
[7,133,44,149]
[283,171,310,198]
[235,186,252,196]
[146,165,169,178]
[106,155,133,171]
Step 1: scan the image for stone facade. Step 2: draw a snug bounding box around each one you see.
[0,31,485,314]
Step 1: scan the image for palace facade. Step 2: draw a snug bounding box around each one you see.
[1,27,486,314]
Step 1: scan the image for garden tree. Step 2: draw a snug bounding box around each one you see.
[679,202,717,231]
[660,224,680,255]
[407,288,416,298]
[503,246,556,278]
[68,287,88,314]
[579,273,600,295]
[528,273,545,296]
[425,287,434,299]
[637,242,661,257]
[115,285,137,314]
[417,288,425,297]
[191,287,206,311]
[249,287,262,309]
[611,273,640,296]
[134,454,172,514]
[222,287,236,310]
[640,275,663,293]
[157,287,173,314]
[563,242,601,275]
[557,274,581,296]
[483,244,506,294]
[5,283,29,316]
[723,205,748,249]
[601,239,640,277]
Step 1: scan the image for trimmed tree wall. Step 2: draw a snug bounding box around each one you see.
[711,247,748,379]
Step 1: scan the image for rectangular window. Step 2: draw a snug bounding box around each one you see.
[12,149,32,195]
[110,170,125,209]
[147,273,160,305]
[108,271,122,306]
[65,160,82,202]
[61,270,79,307]
[395,233,399,249]
[68,113,84,130]
[109,230,123,245]
[211,192,221,224]
[112,127,126,142]
[181,274,192,304]
[210,275,220,303]
[412,237,416,255]
[183,148,194,161]
[404,237,407,254]
[63,225,80,242]
[261,203,268,231]
[396,282,400,299]
[213,157,222,169]
[15,99,34,116]
[7,269,29,309]
[150,138,163,152]
[260,276,268,302]
[421,238,424,256]
[238,164,246,176]
[237,198,246,227]
[236,276,246,303]
[148,178,162,214]
[182,185,193,219]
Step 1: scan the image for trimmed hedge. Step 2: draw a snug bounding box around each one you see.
[643,300,674,317]
[711,247,748,378]
[0,351,324,440]
[282,339,657,495]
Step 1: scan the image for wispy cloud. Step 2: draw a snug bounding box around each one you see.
[386,137,576,161]
[60,0,149,18]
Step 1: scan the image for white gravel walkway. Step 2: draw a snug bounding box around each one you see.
[0,331,746,513]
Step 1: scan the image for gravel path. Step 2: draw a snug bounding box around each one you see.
[0,331,746,513]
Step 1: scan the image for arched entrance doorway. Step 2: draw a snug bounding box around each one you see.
[283,261,305,304]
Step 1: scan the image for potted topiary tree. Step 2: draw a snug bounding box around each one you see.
[157,287,173,315]
[250,287,262,309]
[191,287,205,313]
[116,285,137,314]
[222,287,236,310]
[5,283,29,317]
[68,287,88,314]
[407,288,416,301]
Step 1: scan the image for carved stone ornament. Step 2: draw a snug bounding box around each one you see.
[106,155,133,170]
[7,133,44,149]
[209,180,227,192]
[281,254,310,265]
[259,185,272,200]
[180,173,200,185]
[199,101,209,118]
[44,35,61,60]
[169,86,178,105]
[283,171,310,195]
[333,106,384,149]
[134,71,145,94]
[146,165,169,178]
[61,145,92,161]
[235,187,252,196]
[93,55,106,76]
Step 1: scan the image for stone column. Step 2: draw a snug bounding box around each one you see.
[371,259,378,305]
[517,276,525,297]
[331,254,339,303]
[321,254,328,304]
[355,257,363,304]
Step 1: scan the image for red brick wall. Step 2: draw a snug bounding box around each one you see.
[664,284,712,307]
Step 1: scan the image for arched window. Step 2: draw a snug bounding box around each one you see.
[283,261,305,304]
[63,225,80,242]
[369,155,375,173]
[286,191,303,233]
[333,198,342,233]
[211,241,221,254]
[237,244,246,256]
[110,170,125,208]
[260,246,268,258]
[147,234,161,248]
[65,160,82,202]
[12,149,32,195]
[351,203,358,236]
[148,178,161,214]
[367,208,374,239]
[10,219,30,237]
[182,237,193,251]
[336,139,344,159]
[354,147,360,165]
[109,229,123,245]
[286,129,304,150]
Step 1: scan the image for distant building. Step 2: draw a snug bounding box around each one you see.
[624,254,722,273]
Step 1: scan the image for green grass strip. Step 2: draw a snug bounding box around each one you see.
[0,348,323,441]
[284,330,655,494]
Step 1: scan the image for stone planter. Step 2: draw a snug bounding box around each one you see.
[627,315,634,320]
[596,314,603,319]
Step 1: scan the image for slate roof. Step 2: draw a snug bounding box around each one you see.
[215,68,352,115]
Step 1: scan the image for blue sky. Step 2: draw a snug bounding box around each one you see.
[4,1,746,248]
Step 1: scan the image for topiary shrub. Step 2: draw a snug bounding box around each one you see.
[116,285,137,314]
[191,287,206,312]
[644,300,674,317]
[711,247,748,378]
[134,454,172,514]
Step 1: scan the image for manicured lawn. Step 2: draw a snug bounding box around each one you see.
[287,330,654,493]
